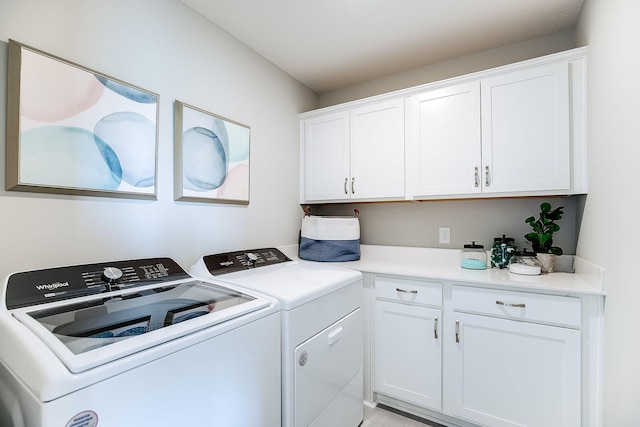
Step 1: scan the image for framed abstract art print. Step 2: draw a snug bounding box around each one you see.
[174,101,250,204]
[6,40,159,199]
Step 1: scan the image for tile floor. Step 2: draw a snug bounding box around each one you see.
[361,404,441,427]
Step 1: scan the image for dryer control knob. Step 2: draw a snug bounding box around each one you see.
[247,252,258,267]
[102,267,123,284]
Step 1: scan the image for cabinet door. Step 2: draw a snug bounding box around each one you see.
[406,82,481,197]
[481,62,571,193]
[448,312,581,427]
[350,99,405,200]
[303,111,350,201]
[374,301,441,410]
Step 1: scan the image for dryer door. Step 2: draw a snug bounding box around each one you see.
[294,308,362,427]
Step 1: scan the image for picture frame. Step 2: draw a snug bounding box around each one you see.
[6,39,159,199]
[174,101,250,204]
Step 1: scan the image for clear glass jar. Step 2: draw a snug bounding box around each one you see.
[461,242,487,270]
[491,235,516,269]
[508,250,542,275]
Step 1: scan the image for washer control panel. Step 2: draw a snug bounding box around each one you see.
[5,258,190,309]
[202,248,291,276]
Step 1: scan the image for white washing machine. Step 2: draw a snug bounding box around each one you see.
[0,257,281,427]
[190,247,364,427]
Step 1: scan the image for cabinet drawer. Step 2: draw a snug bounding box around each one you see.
[452,286,581,327]
[375,276,442,306]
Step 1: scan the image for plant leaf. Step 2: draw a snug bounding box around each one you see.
[540,202,551,213]
[551,247,564,256]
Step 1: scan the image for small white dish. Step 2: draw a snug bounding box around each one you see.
[509,263,541,275]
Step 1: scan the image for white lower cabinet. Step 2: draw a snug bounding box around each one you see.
[375,301,442,410]
[373,276,443,411]
[447,286,582,427]
[448,312,581,427]
[372,277,588,427]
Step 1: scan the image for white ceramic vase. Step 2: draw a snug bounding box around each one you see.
[536,253,555,273]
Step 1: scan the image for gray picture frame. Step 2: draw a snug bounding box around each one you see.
[6,39,159,199]
[174,100,250,205]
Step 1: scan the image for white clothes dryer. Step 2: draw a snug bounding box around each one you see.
[190,247,364,427]
[0,257,281,427]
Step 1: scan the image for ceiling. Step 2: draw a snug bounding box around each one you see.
[180,0,585,93]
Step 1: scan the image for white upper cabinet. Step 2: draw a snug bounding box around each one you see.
[301,99,404,203]
[481,62,570,194]
[301,47,587,202]
[406,60,578,199]
[405,82,482,197]
[302,111,351,201]
[349,100,405,200]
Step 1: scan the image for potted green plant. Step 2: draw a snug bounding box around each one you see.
[524,202,564,273]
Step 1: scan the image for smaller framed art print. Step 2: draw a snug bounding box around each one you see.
[6,40,159,199]
[174,101,250,205]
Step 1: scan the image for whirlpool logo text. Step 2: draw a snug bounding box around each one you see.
[35,281,70,291]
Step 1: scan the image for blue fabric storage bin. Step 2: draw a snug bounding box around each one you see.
[299,213,360,262]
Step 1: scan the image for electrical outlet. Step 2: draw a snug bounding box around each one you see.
[439,227,451,244]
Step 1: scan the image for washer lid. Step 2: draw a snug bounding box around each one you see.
[11,279,270,373]
[3,257,274,373]
[192,258,362,310]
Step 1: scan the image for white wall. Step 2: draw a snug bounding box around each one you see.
[0,0,316,279]
[576,1,640,425]
[318,30,576,107]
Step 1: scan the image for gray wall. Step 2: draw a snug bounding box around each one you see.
[310,197,579,255]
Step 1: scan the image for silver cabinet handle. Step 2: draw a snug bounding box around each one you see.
[485,165,490,187]
[455,320,460,343]
[474,167,479,187]
[496,300,526,308]
[396,287,418,294]
[434,316,439,340]
[344,178,348,194]
[351,177,355,194]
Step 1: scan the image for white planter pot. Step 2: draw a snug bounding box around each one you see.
[536,253,555,273]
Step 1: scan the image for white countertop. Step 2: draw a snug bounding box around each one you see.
[279,244,605,296]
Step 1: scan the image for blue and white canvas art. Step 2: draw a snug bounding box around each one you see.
[174,101,250,204]
[6,40,159,199]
